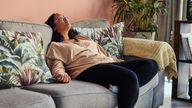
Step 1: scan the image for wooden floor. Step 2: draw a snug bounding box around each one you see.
[159,80,192,108]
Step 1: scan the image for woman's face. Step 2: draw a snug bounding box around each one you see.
[54,13,71,33]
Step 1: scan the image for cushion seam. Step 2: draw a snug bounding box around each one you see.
[52,92,113,98]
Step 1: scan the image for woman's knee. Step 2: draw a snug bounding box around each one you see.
[120,71,139,87]
[137,60,158,86]
[143,59,158,72]
[142,60,159,78]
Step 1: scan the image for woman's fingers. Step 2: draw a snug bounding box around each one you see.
[64,73,70,83]
[68,76,71,82]
[67,75,71,82]
[63,74,68,82]
[56,73,71,83]
[61,73,71,83]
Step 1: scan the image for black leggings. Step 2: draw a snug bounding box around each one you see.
[76,59,158,108]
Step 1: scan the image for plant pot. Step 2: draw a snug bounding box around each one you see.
[125,31,156,40]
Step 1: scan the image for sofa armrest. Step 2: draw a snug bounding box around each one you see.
[122,37,177,79]
[122,37,163,57]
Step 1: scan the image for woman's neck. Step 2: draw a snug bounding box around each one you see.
[60,31,69,41]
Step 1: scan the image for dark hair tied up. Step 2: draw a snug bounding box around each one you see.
[45,13,79,42]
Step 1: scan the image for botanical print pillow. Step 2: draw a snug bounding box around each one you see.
[0,30,54,88]
[73,22,124,58]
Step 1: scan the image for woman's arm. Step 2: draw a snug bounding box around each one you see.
[46,42,71,83]
[46,58,71,83]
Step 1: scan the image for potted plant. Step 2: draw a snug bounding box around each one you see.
[113,0,167,40]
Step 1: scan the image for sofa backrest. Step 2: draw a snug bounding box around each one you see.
[72,19,110,28]
[0,19,109,53]
[0,20,52,53]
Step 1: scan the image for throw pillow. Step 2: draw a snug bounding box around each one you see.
[0,30,54,88]
[73,22,124,58]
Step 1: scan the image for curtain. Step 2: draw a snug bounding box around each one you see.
[156,0,187,44]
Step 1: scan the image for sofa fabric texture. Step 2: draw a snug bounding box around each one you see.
[0,88,55,108]
[71,19,110,28]
[0,19,164,108]
[24,80,117,108]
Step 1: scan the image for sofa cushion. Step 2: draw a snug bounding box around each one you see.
[139,73,159,96]
[0,88,55,108]
[73,22,124,58]
[152,72,165,108]
[0,20,52,53]
[0,30,54,88]
[111,73,159,97]
[134,73,159,108]
[23,80,117,108]
[134,88,153,108]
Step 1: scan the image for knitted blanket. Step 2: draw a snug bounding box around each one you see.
[123,38,177,79]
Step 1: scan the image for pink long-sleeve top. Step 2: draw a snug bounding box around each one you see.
[46,36,116,79]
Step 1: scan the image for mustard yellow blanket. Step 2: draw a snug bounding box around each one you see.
[123,38,177,79]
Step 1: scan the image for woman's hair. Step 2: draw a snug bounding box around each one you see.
[45,13,79,42]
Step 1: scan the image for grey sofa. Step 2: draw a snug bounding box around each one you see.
[0,19,165,108]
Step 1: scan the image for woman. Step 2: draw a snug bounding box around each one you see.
[45,13,158,108]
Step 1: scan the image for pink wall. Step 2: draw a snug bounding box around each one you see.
[0,0,114,23]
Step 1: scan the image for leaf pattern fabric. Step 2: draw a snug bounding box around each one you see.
[0,30,54,88]
[73,22,124,58]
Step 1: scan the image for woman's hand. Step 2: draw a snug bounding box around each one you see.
[55,72,71,83]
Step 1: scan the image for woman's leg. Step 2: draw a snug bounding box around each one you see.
[76,63,139,108]
[111,59,158,87]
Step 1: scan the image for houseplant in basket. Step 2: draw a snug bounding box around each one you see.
[113,0,167,40]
